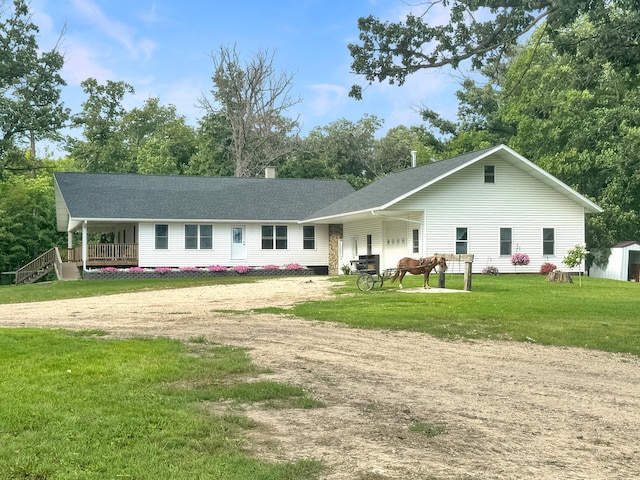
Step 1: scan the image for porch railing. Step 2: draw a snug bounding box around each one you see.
[63,244,138,266]
[15,248,57,285]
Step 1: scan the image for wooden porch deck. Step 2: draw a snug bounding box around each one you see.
[64,244,138,267]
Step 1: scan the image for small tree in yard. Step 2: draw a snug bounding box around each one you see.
[564,244,589,286]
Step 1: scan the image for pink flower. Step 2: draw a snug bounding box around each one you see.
[207,265,228,272]
[511,253,530,266]
[284,263,304,270]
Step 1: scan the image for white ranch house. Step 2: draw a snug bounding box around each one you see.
[53,144,602,277]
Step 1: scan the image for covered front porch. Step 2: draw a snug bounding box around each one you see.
[65,221,139,269]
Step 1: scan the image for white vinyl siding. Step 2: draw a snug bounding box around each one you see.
[138,222,328,268]
[392,154,587,273]
[342,218,386,264]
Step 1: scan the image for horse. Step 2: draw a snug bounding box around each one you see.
[390,255,448,289]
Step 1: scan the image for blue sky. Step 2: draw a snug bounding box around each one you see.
[31,0,464,139]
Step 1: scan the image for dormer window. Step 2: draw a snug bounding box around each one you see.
[484,165,495,183]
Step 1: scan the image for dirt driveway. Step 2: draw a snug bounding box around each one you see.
[1,277,639,479]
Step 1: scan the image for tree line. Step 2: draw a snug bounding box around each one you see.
[2,0,639,276]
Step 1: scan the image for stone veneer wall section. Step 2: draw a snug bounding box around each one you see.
[328,224,343,276]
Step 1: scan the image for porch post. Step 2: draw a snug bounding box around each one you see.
[82,220,88,271]
[67,231,73,249]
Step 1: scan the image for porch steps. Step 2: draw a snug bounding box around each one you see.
[14,248,57,285]
[13,247,79,285]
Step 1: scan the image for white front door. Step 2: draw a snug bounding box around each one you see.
[231,226,246,260]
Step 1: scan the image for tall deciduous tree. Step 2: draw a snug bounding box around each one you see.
[186,112,234,176]
[348,0,640,99]
[0,172,63,277]
[68,78,134,172]
[369,125,437,177]
[123,98,197,175]
[0,0,69,176]
[201,45,301,177]
[500,24,640,251]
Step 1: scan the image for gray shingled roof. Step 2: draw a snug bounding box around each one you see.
[54,172,355,221]
[304,146,497,220]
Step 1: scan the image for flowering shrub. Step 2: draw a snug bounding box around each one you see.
[154,267,172,273]
[564,244,589,269]
[127,267,145,273]
[564,244,589,286]
[179,266,200,272]
[284,263,304,270]
[482,266,500,275]
[99,267,119,272]
[207,265,228,272]
[511,253,530,266]
[262,264,280,270]
[233,265,250,274]
[539,262,557,275]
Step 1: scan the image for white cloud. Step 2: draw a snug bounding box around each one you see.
[305,83,348,117]
[68,0,156,60]
[61,39,112,85]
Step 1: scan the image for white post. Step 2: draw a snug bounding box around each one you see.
[67,231,73,249]
[82,221,88,272]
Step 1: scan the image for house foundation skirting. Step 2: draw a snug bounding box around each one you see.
[83,268,316,281]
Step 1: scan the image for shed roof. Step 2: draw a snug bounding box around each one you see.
[612,241,640,249]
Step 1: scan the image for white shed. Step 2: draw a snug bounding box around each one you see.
[590,241,640,282]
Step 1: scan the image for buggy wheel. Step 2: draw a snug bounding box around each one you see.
[357,273,375,291]
[375,274,384,288]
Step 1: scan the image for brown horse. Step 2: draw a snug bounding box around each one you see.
[390,255,448,289]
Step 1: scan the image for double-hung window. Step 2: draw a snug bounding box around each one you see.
[155,224,168,249]
[484,165,495,183]
[456,227,468,254]
[303,226,315,250]
[543,228,555,255]
[262,225,288,249]
[185,225,198,249]
[412,229,419,253]
[185,224,213,249]
[500,228,512,256]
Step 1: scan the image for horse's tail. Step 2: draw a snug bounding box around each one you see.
[390,268,400,284]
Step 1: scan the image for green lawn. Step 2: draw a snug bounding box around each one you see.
[0,276,260,304]
[286,273,640,356]
[0,329,323,480]
[1,273,639,478]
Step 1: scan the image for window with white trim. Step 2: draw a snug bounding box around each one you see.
[500,228,512,256]
[185,224,213,250]
[155,224,168,249]
[543,228,555,255]
[484,165,495,183]
[456,227,468,254]
[262,225,288,249]
[303,226,315,250]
